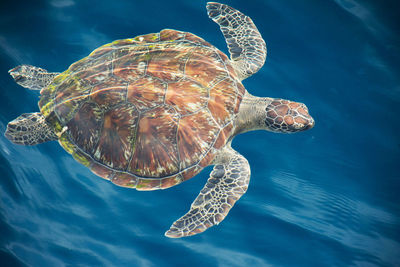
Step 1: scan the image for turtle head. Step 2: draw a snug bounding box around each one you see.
[264,98,314,133]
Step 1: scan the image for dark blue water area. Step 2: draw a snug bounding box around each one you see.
[0,0,399,266]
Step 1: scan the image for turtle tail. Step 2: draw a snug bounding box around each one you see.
[9,65,60,90]
[5,112,58,146]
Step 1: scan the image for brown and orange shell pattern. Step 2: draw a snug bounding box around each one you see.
[39,29,245,190]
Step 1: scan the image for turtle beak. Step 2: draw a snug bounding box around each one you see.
[305,117,315,130]
[296,103,314,131]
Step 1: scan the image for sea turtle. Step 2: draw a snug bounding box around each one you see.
[5,2,314,238]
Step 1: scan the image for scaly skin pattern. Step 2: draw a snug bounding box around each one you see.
[166,146,250,238]
[8,65,60,90]
[38,29,245,190]
[5,112,58,145]
[206,2,266,80]
[265,98,314,133]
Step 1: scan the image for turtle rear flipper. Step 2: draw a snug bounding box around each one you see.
[9,65,60,90]
[5,112,58,145]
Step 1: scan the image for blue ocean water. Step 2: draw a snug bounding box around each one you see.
[1,0,399,266]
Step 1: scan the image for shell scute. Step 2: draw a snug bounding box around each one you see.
[58,131,93,168]
[93,104,139,170]
[126,76,166,111]
[184,48,228,86]
[136,178,162,191]
[214,123,233,150]
[71,53,114,85]
[181,165,202,181]
[112,172,138,188]
[234,89,243,114]
[165,78,208,115]
[215,48,238,79]
[208,78,238,126]
[112,48,149,80]
[161,175,184,189]
[184,32,213,47]
[134,32,160,43]
[90,162,114,180]
[146,49,191,82]
[67,102,103,155]
[177,109,219,170]
[88,46,114,59]
[72,149,92,167]
[53,77,91,125]
[58,131,76,155]
[128,106,180,177]
[91,77,128,109]
[199,148,216,168]
[110,38,136,47]
[159,29,186,42]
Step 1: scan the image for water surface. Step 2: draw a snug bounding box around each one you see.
[0,0,399,266]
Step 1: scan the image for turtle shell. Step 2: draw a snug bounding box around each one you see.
[39,29,245,190]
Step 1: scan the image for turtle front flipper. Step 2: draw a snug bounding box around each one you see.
[5,112,58,145]
[9,65,60,90]
[165,147,250,238]
[206,2,267,80]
